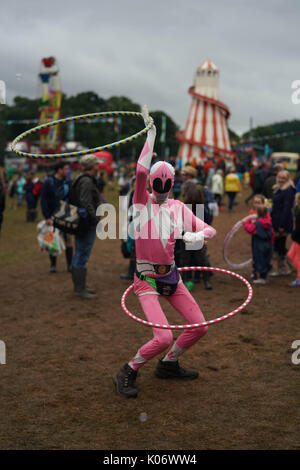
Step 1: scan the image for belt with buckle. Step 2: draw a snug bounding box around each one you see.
[153,264,172,275]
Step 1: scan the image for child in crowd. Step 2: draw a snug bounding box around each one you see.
[247,194,268,279]
[287,193,300,287]
[248,194,265,216]
[243,205,274,285]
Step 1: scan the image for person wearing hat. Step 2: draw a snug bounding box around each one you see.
[182,165,198,181]
[71,154,100,299]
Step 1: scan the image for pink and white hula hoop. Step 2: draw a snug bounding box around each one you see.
[121,266,253,330]
[223,214,257,269]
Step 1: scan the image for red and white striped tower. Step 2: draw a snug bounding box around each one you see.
[176,60,234,166]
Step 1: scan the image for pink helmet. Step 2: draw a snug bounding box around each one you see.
[150,161,175,200]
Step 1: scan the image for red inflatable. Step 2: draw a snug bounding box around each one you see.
[93,151,114,174]
[42,57,55,67]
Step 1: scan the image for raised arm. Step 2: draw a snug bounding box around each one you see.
[133,105,156,206]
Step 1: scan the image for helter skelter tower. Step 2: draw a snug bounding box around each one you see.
[176,60,234,166]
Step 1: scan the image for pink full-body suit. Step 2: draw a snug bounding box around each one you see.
[128,118,216,371]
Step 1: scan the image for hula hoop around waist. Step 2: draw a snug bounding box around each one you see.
[11,111,154,159]
[121,266,253,330]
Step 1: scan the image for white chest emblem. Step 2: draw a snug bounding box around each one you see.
[152,207,175,248]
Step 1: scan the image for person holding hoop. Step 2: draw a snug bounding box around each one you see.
[114,106,216,399]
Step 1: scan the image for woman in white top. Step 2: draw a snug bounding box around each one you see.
[212,169,224,206]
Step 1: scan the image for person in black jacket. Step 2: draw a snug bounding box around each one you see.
[270,170,295,276]
[175,181,213,290]
[41,162,73,272]
[262,163,284,200]
[71,155,100,299]
[24,171,39,222]
[287,193,300,286]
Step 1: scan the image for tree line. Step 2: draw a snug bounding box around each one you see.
[0,92,180,164]
[1,91,300,166]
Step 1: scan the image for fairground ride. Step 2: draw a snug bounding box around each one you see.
[38,56,62,153]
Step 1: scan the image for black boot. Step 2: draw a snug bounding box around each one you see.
[65,246,73,272]
[203,271,212,290]
[85,268,96,294]
[72,268,97,299]
[193,270,201,283]
[32,209,38,222]
[114,363,138,398]
[155,359,199,380]
[49,255,57,273]
[120,259,135,280]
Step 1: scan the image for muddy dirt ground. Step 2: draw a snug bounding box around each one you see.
[0,189,299,450]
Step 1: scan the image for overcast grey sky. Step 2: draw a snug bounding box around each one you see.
[1,0,299,134]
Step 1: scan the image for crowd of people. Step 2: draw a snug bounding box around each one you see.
[0,157,103,299]
[241,166,299,286]
[0,168,42,221]
[118,154,300,290]
[1,152,300,295]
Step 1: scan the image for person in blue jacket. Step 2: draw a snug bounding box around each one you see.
[270,170,295,276]
[41,162,73,273]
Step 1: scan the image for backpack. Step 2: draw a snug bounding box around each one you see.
[52,175,91,235]
[68,174,94,206]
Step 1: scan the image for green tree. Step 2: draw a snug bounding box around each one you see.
[150,110,179,158]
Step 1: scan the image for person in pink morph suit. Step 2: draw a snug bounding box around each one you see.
[114,106,216,398]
